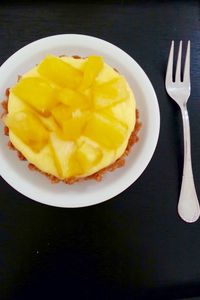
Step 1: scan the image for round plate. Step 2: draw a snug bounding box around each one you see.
[0,34,160,208]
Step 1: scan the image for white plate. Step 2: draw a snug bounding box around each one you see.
[0,34,160,208]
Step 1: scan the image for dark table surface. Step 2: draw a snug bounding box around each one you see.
[0,1,200,299]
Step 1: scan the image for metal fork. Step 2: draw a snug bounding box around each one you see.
[165,40,200,223]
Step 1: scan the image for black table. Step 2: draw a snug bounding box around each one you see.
[0,1,200,299]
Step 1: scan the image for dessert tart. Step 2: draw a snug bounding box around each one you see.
[2,55,141,183]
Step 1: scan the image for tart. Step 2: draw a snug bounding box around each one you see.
[2,55,141,183]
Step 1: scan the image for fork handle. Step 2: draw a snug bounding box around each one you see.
[178,105,200,222]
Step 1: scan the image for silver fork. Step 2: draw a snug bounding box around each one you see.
[165,40,200,223]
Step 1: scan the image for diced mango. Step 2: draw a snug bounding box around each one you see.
[76,142,102,172]
[58,113,87,141]
[49,133,73,178]
[5,111,48,152]
[38,55,83,89]
[62,114,87,140]
[57,87,92,109]
[68,151,84,177]
[52,105,88,140]
[67,142,102,177]
[51,104,72,127]
[98,106,116,122]
[12,77,57,115]
[79,56,104,91]
[39,115,59,132]
[93,77,128,108]
[99,104,129,128]
[84,113,127,149]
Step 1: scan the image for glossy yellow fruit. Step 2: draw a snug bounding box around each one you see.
[38,55,83,89]
[52,105,88,140]
[49,133,73,178]
[57,87,91,109]
[51,104,72,127]
[76,142,102,172]
[68,151,84,177]
[12,77,57,115]
[67,143,102,176]
[58,113,87,141]
[99,103,130,128]
[93,77,128,108]
[38,115,59,132]
[5,111,48,152]
[84,113,127,149]
[79,56,104,91]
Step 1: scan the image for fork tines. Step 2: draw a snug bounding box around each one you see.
[166,40,190,86]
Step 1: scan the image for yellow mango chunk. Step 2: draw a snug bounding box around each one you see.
[49,133,73,178]
[79,56,104,91]
[93,77,128,108]
[76,142,102,172]
[99,103,130,128]
[84,113,127,149]
[5,111,48,152]
[68,151,84,177]
[57,87,91,109]
[39,115,59,132]
[38,55,83,89]
[12,77,57,115]
[51,104,72,127]
[58,113,87,141]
